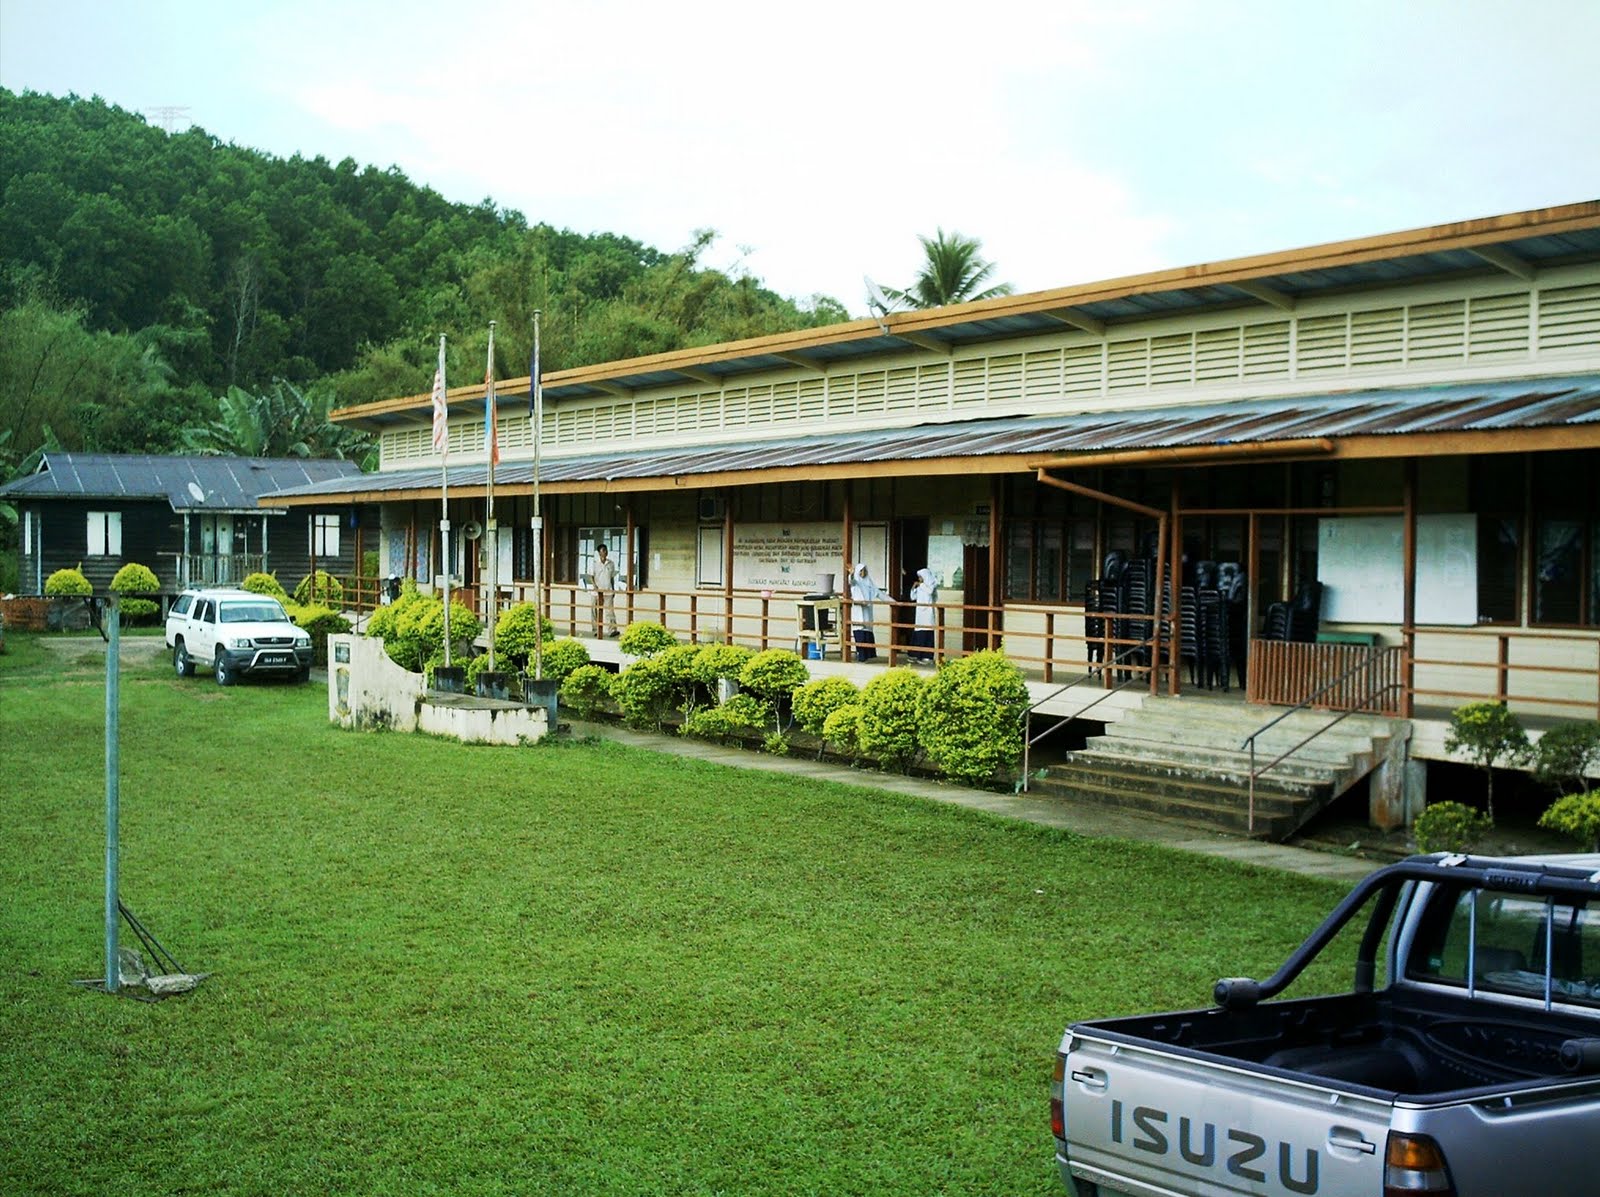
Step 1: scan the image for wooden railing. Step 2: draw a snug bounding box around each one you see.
[164,552,266,588]
[1248,641,1405,715]
[1410,631,1600,717]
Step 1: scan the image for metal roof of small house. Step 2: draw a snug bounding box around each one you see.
[263,373,1600,503]
[0,453,365,512]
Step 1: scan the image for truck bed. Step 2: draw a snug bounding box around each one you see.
[1080,987,1596,1098]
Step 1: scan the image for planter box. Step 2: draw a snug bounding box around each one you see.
[474,671,511,700]
[432,665,466,694]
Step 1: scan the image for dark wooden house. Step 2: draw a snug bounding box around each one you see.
[2,453,371,596]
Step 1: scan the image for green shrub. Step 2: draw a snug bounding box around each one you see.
[738,648,809,705]
[1414,801,1493,854]
[493,603,558,668]
[373,591,480,673]
[1443,701,1530,821]
[110,562,159,594]
[537,638,591,685]
[1538,792,1600,851]
[655,644,704,711]
[792,676,860,737]
[559,664,614,719]
[465,652,499,688]
[241,571,291,601]
[680,694,771,744]
[917,650,1029,785]
[1531,721,1600,796]
[44,567,91,596]
[117,598,159,622]
[293,569,344,607]
[822,704,863,759]
[612,654,680,729]
[858,669,927,771]
[287,603,351,665]
[763,732,790,757]
[618,621,676,657]
[691,643,755,686]
[361,550,380,577]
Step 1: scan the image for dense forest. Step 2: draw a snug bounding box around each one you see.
[0,88,846,468]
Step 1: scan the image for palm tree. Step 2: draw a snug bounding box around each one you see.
[885,228,1015,309]
[184,380,372,463]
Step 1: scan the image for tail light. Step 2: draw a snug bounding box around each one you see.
[1050,1052,1067,1141]
[1384,1132,1455,1195]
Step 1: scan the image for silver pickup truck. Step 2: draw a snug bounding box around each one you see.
[1051,853,1600,1197]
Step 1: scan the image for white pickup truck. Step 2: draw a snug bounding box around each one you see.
[165,587,313,685]
[1051,853,1600,1197]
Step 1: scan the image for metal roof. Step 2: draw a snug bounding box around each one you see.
[332,201,1600,431]
[0,453,365,511]
[267,374,1600,501]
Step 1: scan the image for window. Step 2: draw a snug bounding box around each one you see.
[1005,517,1097,603]
[171,594,193,618]
[312,513,341,558]
[86,511,122,556]
[1530,452,1599,627]
[22,510,35,556]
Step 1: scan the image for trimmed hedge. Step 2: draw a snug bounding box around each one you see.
[681,694,771,745]
[494,603,558,668]
[858,669,927,771]
[242,572,291,602]
[917,650,1029,784]
[792,676,860,737]
[44,567,92,596]
[364,587,480,673]
[559,664,615,719]
[538,638,591,685]
[822,704,863,760]
[618,621,676,658]
[286,603,351,665]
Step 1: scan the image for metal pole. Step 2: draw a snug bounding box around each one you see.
[438,335,452,668]
[531,311,544,681]
[485,320,498,673]
[105,597,120,992]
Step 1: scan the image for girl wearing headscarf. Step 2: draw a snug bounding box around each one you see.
[849,563,882,661]
[909,567,937,663]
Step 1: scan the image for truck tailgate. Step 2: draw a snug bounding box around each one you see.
[1061,1029,1391,1197]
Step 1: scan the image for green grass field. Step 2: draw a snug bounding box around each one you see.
[1,634,1350,1195]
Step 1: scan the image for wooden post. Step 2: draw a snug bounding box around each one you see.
[841,485,854,656]
[1151,512,1168,696]
[1247,512,1260,700]
[1402,459,1417,717]
[722,495,734,644]
[987,477,1002,650]
[1169,478,1182,695]
[625,504,636,629]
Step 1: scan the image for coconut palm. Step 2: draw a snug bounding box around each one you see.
[885,228,1014,309]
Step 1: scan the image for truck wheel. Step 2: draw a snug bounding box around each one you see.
[296,664,312,684]
[173,641,194,677]
[215,650,236,687]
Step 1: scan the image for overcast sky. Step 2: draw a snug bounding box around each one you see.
[3,0,1598,314]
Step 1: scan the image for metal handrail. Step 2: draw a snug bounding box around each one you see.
[1239,646,1403,834]
[1020,634,1163,793]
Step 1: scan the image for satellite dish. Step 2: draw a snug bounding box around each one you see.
[462,520,483,541]
[863,276,901,332]
[186,481,206,503]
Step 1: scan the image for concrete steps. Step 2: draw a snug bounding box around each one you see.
[1030,696,1406,841]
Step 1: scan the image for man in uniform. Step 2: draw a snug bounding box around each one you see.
[591,543,620,637]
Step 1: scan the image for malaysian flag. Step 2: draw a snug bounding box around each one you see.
[431,338,448,455]
[485,359,499,466]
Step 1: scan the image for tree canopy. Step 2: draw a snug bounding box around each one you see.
[884,228,1014,309]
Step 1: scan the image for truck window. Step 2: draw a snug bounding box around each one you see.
[171,594,192,617]
[1408,888,1600,1008]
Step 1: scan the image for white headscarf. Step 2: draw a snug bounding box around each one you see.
[850,564,881,616]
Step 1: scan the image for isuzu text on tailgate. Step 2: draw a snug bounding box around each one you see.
[1050,854,1600,1197]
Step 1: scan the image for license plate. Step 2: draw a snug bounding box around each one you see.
[262,654,291,665]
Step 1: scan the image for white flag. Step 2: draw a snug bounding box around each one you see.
[431,338,448,455]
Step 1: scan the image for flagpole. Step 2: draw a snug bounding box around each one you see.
[484,320,498,672]
[433,334,452,669]
[530,311,544,681]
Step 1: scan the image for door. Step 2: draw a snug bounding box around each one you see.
[963,544,993,650]
[894,517,929,649]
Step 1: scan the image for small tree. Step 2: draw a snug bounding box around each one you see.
[241,571,290,602]
[44,566,91,596]
[1530,721,1600,796]
[618,621,676,658]
[858,668,927,772]
[1538,792,1600,852]
[917,650,1029,785]
[559,664,614,719]
[1443,701,1529,821]
[1414,801,1494,854]
[110,561,160,624]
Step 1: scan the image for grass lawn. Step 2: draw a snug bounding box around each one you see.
[1,633,1351,1195]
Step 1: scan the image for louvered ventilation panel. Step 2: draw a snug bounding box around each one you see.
[797,379,824,421]
[573,409,595,443]
[723,389,748,426]
[886,367,919,412]
[1195,326,1241,382]
[772,381,800,423]
[953,358,987,406]
[1466,292,1530,359]
[857,371,887,415]
[1062,342,1101,395]
[1023,349,1061,402]
[1106,339,1148,391]
[1539,283,1600,351]
[1350,307,1404,369]
[592,407,615,441]
[826,376,856,419]
[1297,313,1349,374]
[1149,333,1191,388]
[747,385,774,425]
[1243,321,1292,378]
[988,353,1024,403]
[916,362,950,409]
[1406,300,1467,362]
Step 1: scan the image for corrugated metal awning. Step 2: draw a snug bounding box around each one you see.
[263,374,1600,503]
[0,453,365,510]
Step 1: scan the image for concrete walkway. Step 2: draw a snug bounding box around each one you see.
[566,719,1381,884]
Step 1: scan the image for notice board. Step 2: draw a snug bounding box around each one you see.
[1317,514,1477,625]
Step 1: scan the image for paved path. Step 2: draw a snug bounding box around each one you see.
[568,720,1380,884]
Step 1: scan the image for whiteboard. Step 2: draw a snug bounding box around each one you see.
[1318,514,1477,626]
